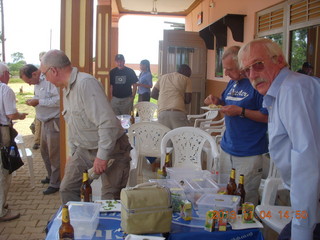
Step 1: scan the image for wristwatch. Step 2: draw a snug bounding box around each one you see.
[240,107,246,118]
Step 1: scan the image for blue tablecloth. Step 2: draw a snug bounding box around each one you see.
[47,211,264,240]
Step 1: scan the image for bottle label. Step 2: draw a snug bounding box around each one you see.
[61,208,70,223]
[82,172,88,182]
[239,175,244,184]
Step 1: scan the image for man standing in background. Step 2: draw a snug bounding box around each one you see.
[0,63,27,222]
[20,64,61,195]
[151,64,192,129]
[110,54,138,115]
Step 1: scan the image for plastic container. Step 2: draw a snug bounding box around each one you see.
[117,114,131,129]
[196,193,240,219]
[149,179,187,212]
[166,167,213,182]
[181,178,219,209]
[46,201,100,240]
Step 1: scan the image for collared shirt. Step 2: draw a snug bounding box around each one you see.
[34,74,60,122]
[0,83,16,125]
[62,67,125,160]
[155,72,192,113]
[264,67,320,239]
[137,71,152,94]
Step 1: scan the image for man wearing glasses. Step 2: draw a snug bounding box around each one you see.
[204,46,268,205]
[40,50,131,204]
[0,63,27,222]
[238,38,320,240]
[19,64,61,195]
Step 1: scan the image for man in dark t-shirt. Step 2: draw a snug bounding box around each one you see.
[110,54,138,115]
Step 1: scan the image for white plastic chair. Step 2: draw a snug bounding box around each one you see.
[127,122,171,178]
[160,127,219,171]
[133,102,158,122]
[15,134,35,188]
[255,177,292,234]
[187,110,219,127]
[256,159,291,234]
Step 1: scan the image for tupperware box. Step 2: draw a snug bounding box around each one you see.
[180,178,219,209]
[196,193,240,219]
[46,201,100,240]
[166,167,213,182]
[149,179,187,212]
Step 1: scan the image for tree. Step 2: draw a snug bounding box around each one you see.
[11,52,24,63]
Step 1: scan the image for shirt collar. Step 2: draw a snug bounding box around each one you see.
[263,67,290,108]
[64,67,79,96]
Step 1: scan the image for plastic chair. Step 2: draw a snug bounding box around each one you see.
[133,102,158,122]
[255,177,292,234]
[127,122,171,178]
[15,134,35,188]
[187,110,219,127]
[160,127,219,171]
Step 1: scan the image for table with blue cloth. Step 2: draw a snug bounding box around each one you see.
[47,210,264,240]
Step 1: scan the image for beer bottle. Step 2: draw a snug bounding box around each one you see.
[59,205,74,240]
[235,174,246,214]
[226,168,237,195]
[130,110,135,125]
[80,170,92,202]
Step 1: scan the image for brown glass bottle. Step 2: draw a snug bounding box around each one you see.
[59,205,74,240]
[235,174,246,214]
[80,170,92,202]
[226,168,237,195]
[161,152,171,177]
[130,111,135,125]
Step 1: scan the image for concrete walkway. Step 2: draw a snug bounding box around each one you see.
[0,130,61,240]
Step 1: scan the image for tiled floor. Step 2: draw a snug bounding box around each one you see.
[0,134,61,240]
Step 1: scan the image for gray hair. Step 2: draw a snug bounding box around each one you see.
[222,46,240,68]
[238,38,288,69]
[0,62,9,76]
[41,49,71,68]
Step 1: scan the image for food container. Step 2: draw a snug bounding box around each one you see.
[149,179,186,212]
[166,167,213,182]
[196,193,240,219]
[181,178,219,209]
[46,201,100,240]
[117,114,131,129]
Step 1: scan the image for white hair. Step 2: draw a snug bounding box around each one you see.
[0,62,9,76]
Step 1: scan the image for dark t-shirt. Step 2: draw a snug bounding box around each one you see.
[110,67,138,98]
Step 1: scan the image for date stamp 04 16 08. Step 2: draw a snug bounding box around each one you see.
[209,210,308,220]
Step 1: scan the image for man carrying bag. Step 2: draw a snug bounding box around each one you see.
[0,63,27,222]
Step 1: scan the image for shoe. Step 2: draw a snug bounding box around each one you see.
[41,177,50,184]
[32,143,40,150]
[0,209,20,222]
[43,187,59,195]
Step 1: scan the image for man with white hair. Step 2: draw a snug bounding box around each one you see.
[238,38,320,240]
[0,63,27,222]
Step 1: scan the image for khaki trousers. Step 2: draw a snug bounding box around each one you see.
[34,118,41,145]
[0,156,11,217]
[40,118,61,188]
[219,149,263,206]
[111,96,133,116]
[60,134,131,204]
[158,110,190,129]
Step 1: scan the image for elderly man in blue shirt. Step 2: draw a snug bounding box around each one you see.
[238,38,320,240]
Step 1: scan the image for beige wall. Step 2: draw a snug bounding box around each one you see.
[185,0,284,97]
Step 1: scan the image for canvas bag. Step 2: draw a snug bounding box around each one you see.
[120,182,172,234]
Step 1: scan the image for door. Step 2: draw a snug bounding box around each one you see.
[159,30,207,115]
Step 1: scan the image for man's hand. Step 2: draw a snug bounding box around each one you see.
[26,99,39,107]
[93,157,108,174]
[220,105,242,116]
[204,94,220,105]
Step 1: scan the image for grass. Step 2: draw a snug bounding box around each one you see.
[15,92,36,119]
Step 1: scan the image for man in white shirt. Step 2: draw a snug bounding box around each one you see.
[0,63,27,222]
[20,64,61,195]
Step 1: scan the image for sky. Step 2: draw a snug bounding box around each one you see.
[2,0,184,65]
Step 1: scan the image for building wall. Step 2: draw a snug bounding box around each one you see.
[185,0,283,97]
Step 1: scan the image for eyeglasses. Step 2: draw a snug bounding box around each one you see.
[43,67,52,76]
[242,61,265,77]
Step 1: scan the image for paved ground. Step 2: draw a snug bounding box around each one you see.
[0,121,61,240]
